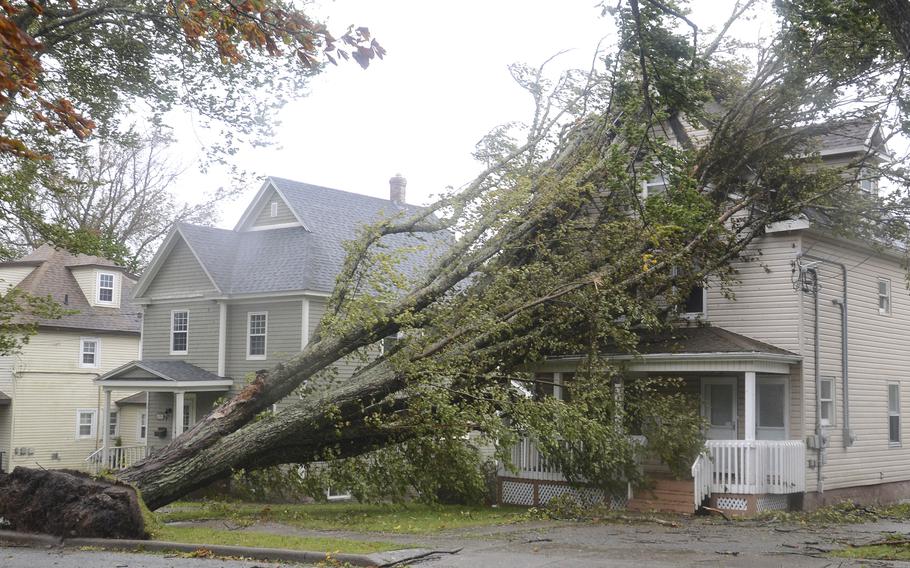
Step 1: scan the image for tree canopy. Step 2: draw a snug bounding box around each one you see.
[108,0,910,509]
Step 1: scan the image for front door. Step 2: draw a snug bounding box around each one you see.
[702,377,737,439]
[756,376,788,440]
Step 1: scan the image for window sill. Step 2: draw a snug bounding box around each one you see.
[170,351,188,356]
[246,355,267,361]
[79,364,99,369]
[889,442,902,448]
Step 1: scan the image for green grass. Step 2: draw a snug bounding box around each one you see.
[156,525,401,554]
[159,501,529,534]
[753,501,910,525]
[831,543,910,561]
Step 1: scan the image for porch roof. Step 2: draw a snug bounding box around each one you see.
[115,392,147,406]
[96,360,233,392]
[541,327,801,374]
[0,390,9,406]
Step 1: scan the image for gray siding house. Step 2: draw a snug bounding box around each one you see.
[96,175,424,459]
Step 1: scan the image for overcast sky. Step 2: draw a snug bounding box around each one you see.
[169,1,772,228]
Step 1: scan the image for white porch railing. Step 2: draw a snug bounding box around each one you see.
[502,436,567,481]
[85,445,148,474]
[500,435,647,482]
[692,440,806,506]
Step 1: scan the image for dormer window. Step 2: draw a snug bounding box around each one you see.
[97,272,115,303]
[270,201,278,217]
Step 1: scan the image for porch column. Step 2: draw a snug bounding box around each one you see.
[217,301,227,376]
[101,389,111,464]
[744,371,756,441]
[174,391,185,440]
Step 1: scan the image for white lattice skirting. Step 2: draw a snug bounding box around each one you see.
[756,494,789,512]
[501,479,627,509]
[715,496,749,511]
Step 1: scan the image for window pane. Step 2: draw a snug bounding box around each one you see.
[249,314,266,334]
[758,383,785,428]
[709,384,733,426]
[249,335,266,355]
[534,373,554,399]
[172,332,187,352]
[889,384,900,413]
[172,312,188,331]
[821,401,831,422]
[890,415,901,443]
[820,380,832,400]
[684,285,705,314]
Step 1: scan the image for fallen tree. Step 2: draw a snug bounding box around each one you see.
[5,0,910,532]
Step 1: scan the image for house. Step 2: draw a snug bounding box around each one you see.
[499,120,908,514]
[0,245,142,472]
[94,174,424,466]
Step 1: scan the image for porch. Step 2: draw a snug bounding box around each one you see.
[499,327,808,514]
[92,360,233,472]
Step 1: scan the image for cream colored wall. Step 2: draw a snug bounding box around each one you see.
[8,330,141,471]
[798,234,910,493]
[115,403,146,447]
[0,266,35,293]
[70,267,123,307]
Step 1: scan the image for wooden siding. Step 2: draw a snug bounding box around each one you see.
[707,233,802,353]
[798,235,910,492]
[143,237,217,298]
[250,188,298,228]
[0,407,10,471]
[141,301,220,370]
[0,265,35,293]
[147,391,171,453]
[3,330,140,471]
[225,300,303,390]
[307,297,362,382]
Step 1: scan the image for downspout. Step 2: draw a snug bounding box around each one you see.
[810,267,823,493]
[800,254,852,448]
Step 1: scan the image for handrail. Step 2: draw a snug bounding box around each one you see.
[84,445,149,473]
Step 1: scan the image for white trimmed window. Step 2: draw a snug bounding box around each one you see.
[138,412,147,441]
[889,383,901,446]
[247,312,268,360]
[642,175,668,198]
[170,310,189,354]
[109,411,119,437]
[80,337,99,368]
[97,272,115,303]
[859,167,878,195]
[671,266,706,317]
[76,409,96,439]
[820,377,835,426]
[270,201,279,217]
[878,278,891,315]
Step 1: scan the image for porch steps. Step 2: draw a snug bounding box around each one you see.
[627,475,696,514]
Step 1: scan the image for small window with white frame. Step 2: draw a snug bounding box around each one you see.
[138,412,147,441]
[247,312,268,359]
[170,310,189,354]
[878,278,891,315]
[889,383,901,446]
[109,411,119,437]
[671,266,706,317]
[820,377,835,426]
[270,201,279,217]
[76,409,96,439]
[80,337,99,368]
[859,167,878,196]
[97,272,115,303]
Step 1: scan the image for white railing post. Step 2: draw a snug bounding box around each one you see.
[705,439,806,496]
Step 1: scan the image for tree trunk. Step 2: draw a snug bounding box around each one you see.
[119,361,405,509]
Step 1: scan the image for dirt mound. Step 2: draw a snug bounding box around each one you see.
[0,467,146,539]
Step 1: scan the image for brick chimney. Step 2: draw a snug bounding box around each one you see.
[389,173,407,205]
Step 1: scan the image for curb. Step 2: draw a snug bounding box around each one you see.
[0,530,437,567]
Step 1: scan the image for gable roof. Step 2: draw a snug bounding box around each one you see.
[98,360,229,383]
[137,177,448,298]
[5,244,140,333]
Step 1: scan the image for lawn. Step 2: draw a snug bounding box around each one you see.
[154,525,401,554]
[832,542,910,561]
[158,501,529,534]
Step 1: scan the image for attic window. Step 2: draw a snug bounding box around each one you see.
[270,201,279,217]
[97,272,115,303]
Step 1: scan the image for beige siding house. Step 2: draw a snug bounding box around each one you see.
[96,175,428,462]
[502,120,910,513]
[0,246,141,472]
